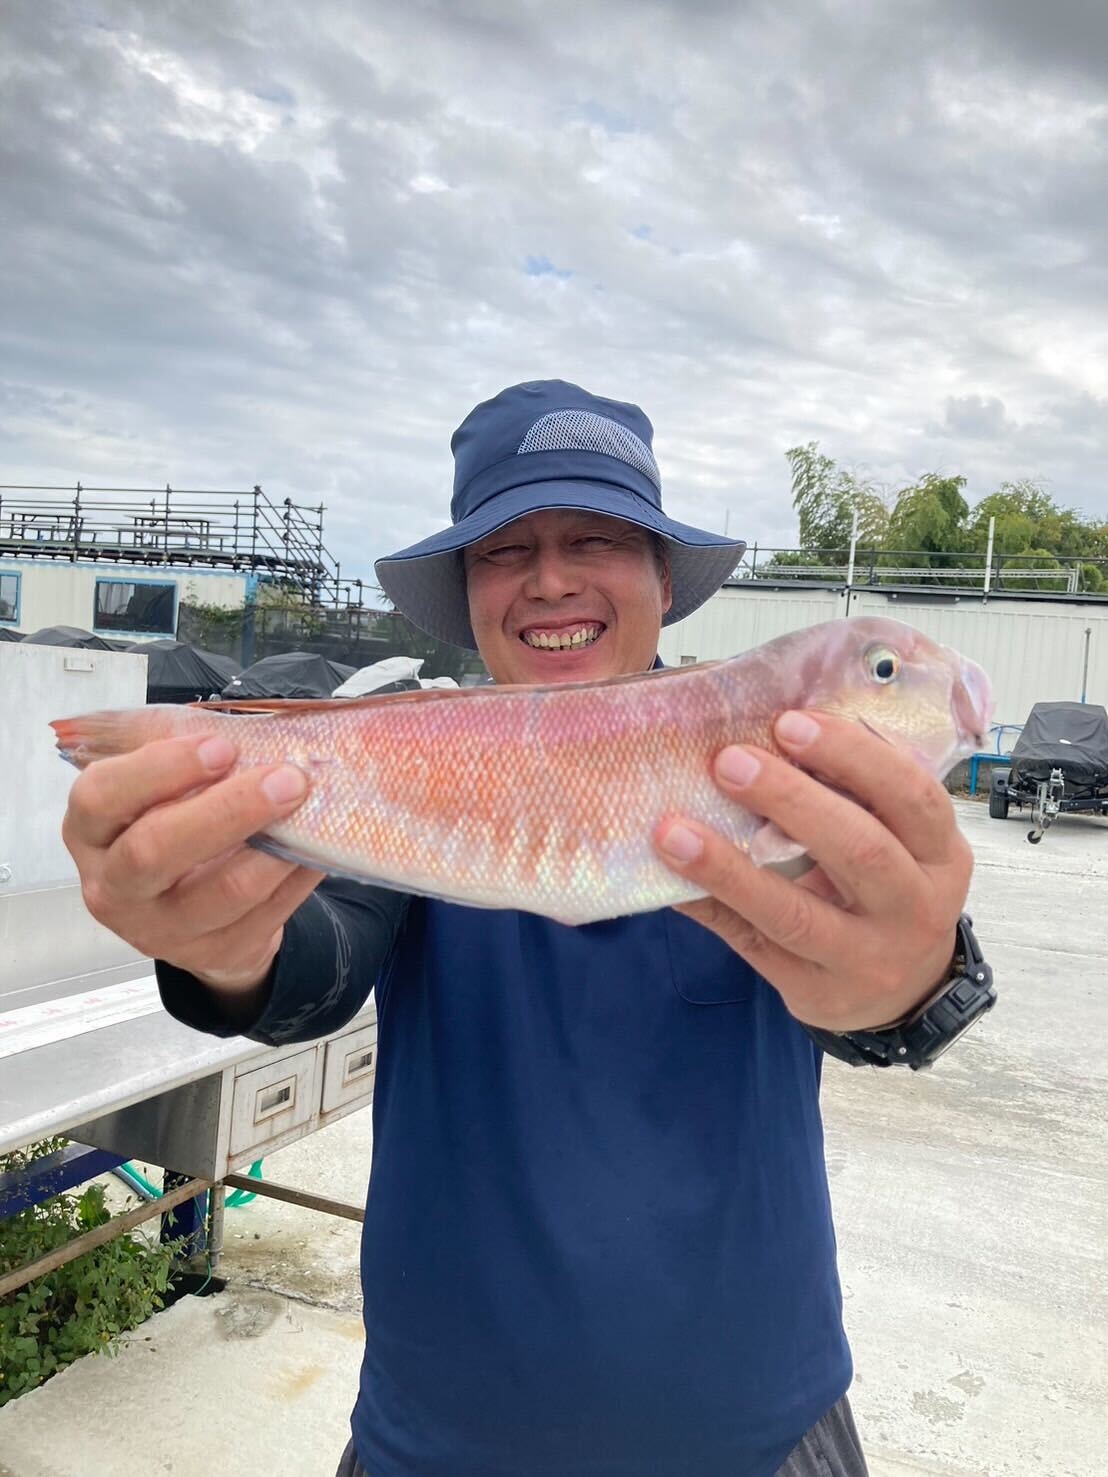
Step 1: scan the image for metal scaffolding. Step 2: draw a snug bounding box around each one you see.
[0,482,366,608]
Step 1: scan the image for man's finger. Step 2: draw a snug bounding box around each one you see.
[166,847,317,936]
[673,895,803,978]
[670,896,849,1025]
[101,762,310,901]
[773,710,966,871]
[178,866,325,982]
[654,812,849,968]
[699,740,922,915]
[63,735,238,852]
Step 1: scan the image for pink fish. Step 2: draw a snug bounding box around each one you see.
[50,617,991,926]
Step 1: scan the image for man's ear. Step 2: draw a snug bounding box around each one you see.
[659,552,673,617]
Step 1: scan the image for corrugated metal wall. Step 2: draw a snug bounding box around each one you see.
[658,587,1108,732]
[659,589,846,665]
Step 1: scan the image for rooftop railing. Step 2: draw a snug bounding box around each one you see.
[729,546,1107,595]
[6,486,1103,609]
[0,483,368,608]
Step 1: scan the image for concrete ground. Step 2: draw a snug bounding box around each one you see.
[1,797,1105,1476]
[820,797,1108,1476]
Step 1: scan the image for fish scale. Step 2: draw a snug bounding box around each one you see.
[49,617,992,926]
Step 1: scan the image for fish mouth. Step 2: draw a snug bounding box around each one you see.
[519,621,606,652]
[951,655,993,751]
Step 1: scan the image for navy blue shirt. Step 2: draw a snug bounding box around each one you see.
[160,880,850,1471]
[161,881,851,1476]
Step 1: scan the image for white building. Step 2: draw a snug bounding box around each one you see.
[0,558,253,642]
[0,483,358,642]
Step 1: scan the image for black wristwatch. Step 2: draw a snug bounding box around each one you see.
[806,915,996,1072]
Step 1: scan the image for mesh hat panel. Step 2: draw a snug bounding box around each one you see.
[517,411,661,490]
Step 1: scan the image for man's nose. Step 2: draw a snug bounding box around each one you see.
[522,547,582,601]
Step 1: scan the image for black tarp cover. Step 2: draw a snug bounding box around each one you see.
[128,639,242,703]
[21,625,115,650]
[220,651,356,700]
[1010,701,1108,787]
[0,628,23,642]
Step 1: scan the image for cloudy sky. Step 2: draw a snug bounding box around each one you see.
[2,0,1106,588]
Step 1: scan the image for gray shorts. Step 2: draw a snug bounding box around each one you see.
[774,1394,869,1476]
[334,1392,869,1476]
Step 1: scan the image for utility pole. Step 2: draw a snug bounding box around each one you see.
[984,516,995,594]
[844,505,859,618]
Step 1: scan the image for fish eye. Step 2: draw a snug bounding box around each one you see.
[865,645,901,684]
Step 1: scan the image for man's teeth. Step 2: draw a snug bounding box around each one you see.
[522,626,602,650]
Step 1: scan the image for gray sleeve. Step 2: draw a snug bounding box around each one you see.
[155,877,411,1047]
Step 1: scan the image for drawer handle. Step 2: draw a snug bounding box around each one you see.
[343,1047,375,1084]
[255,1078,295,1122]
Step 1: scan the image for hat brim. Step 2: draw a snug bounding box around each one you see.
[375,480,745,651]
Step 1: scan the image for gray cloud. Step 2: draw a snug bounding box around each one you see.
[938,396,1011,440]
[934,0,1108,86]
[1,0,1106,583]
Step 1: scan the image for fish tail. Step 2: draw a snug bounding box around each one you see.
[49,705,214,768]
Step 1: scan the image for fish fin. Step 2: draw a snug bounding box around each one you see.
[190,702,281,714]
[49,712,144,768]
[480,660,725,696]
[194,690,470,714]
[748,820,813,877]
[195,661,723,713]
[50,714,111,765]
[487,660,724,695]
[246,833,329,872]
[765,851,816,881]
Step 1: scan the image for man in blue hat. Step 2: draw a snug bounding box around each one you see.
[63,380,978,1477]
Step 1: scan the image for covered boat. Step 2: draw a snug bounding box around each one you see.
[220,651,356,700]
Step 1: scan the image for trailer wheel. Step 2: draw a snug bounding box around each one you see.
[988,768,1011,820]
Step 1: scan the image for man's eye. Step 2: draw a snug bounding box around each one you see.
[481,543,527,562]
[578,536,615,549]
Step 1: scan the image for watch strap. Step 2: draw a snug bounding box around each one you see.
[805,915,995,1071]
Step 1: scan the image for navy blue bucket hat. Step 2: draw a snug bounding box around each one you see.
[375,379,746,651]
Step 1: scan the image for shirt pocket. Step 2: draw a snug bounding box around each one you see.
[661,909,757,1006]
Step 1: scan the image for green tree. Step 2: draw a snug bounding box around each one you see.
[779,454,1108,592]
[784,443,889,560]
[962,480,1108,590]
[967,480,1093,558]
[884,474,970,577]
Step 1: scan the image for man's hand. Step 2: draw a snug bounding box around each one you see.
[62,733,324,999]
[653,710,974,1032]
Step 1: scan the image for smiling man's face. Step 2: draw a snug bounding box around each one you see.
[463,509,673,686]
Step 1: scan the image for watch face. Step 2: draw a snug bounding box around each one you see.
[922,1019,976,1064]
[914,988,994,1066]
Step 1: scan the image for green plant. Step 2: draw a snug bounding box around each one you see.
[996,550,1069,592]
[784,442,890,561]
[0,1140,182,1404]
[176,585,247,658]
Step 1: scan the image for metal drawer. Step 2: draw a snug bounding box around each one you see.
[321,1024,378,1116]
[229,1048,318,1159]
